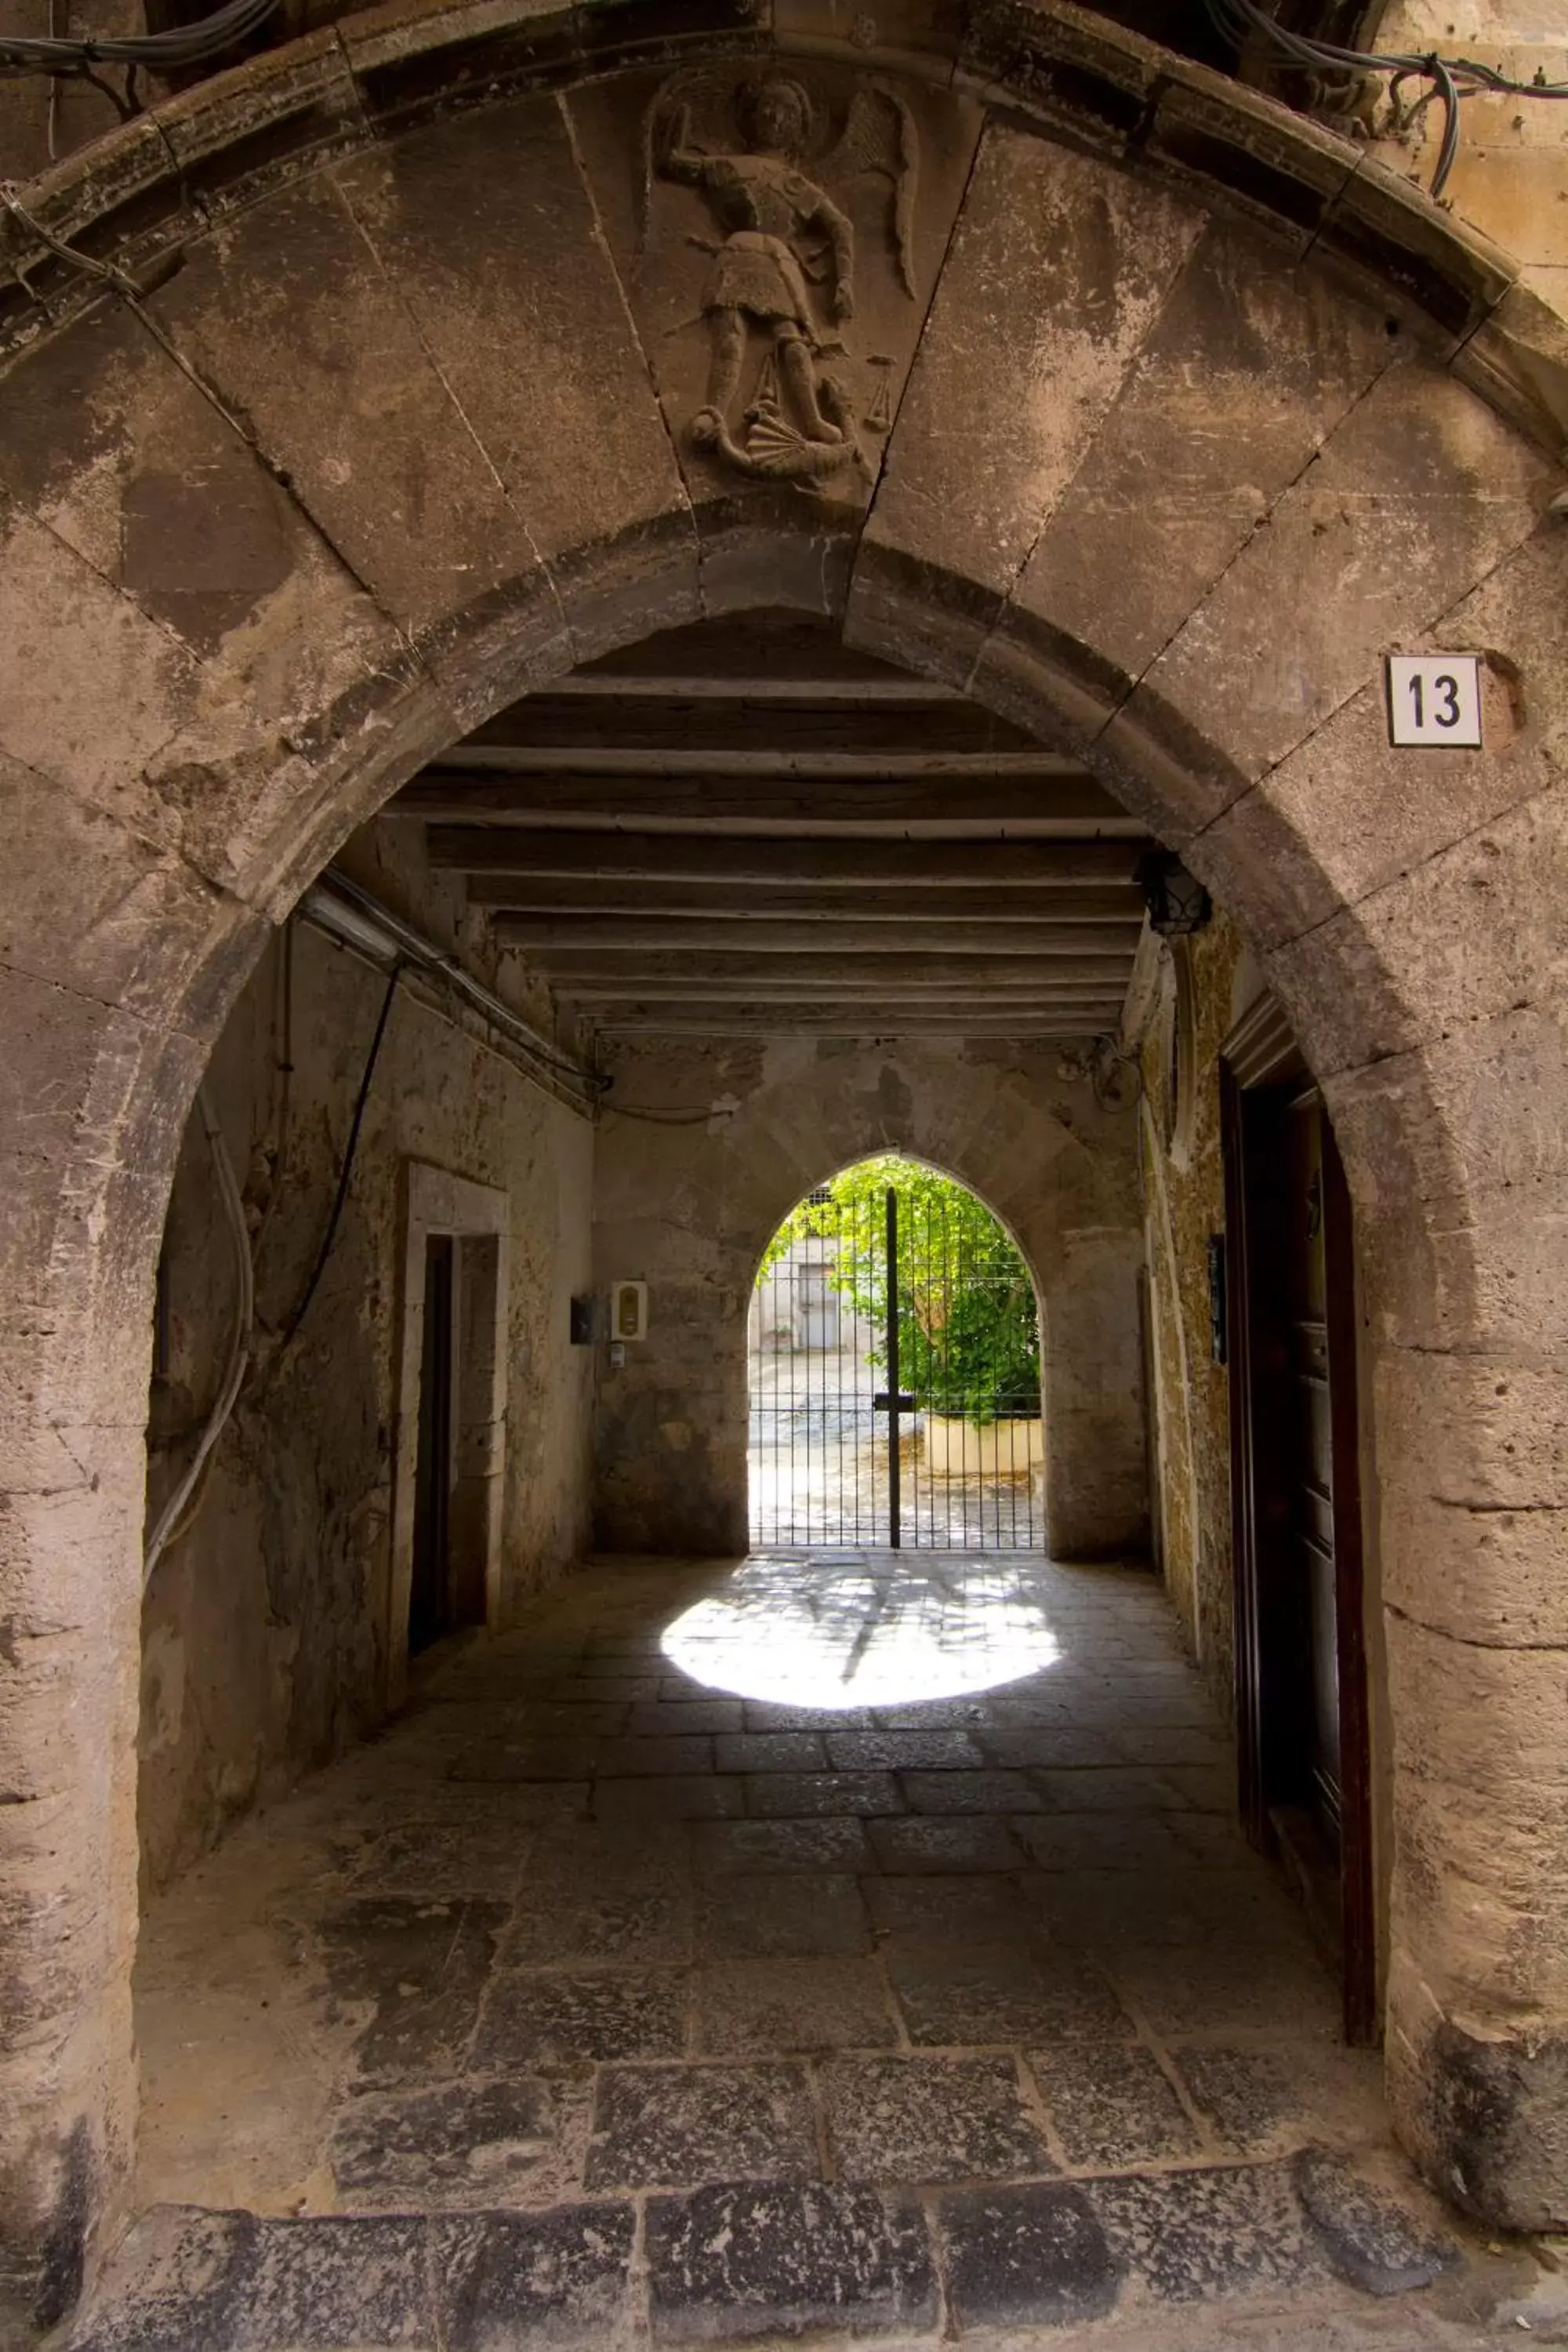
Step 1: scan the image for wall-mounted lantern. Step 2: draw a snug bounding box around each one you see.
[1137,850,1212,938]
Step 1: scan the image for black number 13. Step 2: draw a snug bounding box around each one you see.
[1409,672,1462,728]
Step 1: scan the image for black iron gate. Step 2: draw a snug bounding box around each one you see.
[748,1169,1043,1548]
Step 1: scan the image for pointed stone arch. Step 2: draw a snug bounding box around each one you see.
[2,0,1566,2327]
[593,1038,1146,1563]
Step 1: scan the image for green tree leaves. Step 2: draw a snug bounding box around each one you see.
[760,1156,1040,1425]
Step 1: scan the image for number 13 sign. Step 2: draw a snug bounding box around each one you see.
[1385,654,1483,748]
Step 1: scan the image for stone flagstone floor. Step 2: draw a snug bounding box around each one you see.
[82,1552,1551,2350]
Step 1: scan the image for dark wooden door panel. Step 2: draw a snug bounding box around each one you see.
[409,1234,455,1657]
[1222,1039,1377,2045]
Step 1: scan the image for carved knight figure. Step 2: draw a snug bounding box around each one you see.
[647,71,920,483]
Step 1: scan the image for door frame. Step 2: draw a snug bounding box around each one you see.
[409,1232,457,1659]
[1221,997,1377,2045]
[390,1160,511,1704]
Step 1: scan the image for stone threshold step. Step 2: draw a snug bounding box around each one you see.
[69,2154,1457,2350]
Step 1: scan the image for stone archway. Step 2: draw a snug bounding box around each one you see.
[592,1038,1147,1563]
[2,0,1566,2329]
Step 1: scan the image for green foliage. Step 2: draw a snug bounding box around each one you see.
[759,1155,1040,1425]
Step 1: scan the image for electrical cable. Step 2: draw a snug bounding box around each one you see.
[249,914,295,1268]
[45,0,61,158]
[142,1084,253,1584]
[598,1098,734,1124]
[256,963,401,1386]
[1201,0,1568,199]
[0,0,280,76]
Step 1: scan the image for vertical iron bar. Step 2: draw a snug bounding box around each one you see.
[790,1248,798,1544]
[886,1185,901,1552]
[915,1187,924,1552]
[860,1195,869,1543]
[848,1192,856,1545]
[836,1198,844,1545]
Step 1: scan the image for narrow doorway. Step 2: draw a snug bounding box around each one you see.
[1222,1008,1376,2042]
[409,1233,456,1656]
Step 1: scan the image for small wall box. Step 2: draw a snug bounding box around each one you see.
[611,1280,648,1342]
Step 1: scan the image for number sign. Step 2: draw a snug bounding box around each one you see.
[1385,655,1483,748]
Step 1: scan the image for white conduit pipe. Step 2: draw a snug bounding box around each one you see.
[142,1086,253,1585]
[299,871,601,1118]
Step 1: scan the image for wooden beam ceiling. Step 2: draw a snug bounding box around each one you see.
[395,772,1138,834]
[492,918,1140,956]
[390,613,1151,1042]
[586,1007,1117,1034]
[532,953,1131,989]
[426,830,1145,889]
[459,697,1041,757]
[471,880,1145,923]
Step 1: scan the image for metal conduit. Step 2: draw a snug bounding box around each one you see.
[299,869,604,1120]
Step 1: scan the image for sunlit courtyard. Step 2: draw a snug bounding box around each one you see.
[662,1551,1062,1707]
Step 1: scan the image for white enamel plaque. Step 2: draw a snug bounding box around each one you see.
[1385,654,1483,748]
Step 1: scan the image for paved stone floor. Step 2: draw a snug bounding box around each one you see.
[85,1554,1556,2350]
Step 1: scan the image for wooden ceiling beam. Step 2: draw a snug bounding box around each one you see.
[541,673,964,704]
[563,989,1129,1012]
[428,747,1090,780]
[394,774,1135,834]
[429,829,1145,887]
[540,954,1131,992]
[472,878,1147,923]
[590,1007,1115,1034]
[461,698,1036,757]
[495,916,1140,956]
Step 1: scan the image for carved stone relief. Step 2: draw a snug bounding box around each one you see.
[567,65,984,506]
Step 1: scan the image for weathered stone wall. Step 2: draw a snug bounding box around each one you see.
[1132,913,1246,1715]
[140,823,596,1892]
[590,1036,1148,1563]
[0,6,1565,2331]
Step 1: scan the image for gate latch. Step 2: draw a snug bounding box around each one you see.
[872,1392,916,1411]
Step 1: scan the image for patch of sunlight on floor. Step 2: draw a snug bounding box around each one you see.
[660,1552,1062,1708]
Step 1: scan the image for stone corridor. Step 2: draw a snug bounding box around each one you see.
[83,1555,1505,2349]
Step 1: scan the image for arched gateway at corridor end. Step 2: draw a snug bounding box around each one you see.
[750,1158,1047,1551]
[0,0,1565,2339]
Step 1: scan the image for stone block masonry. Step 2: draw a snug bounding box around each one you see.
[140,828,597,1893]
[591,1037,1149,1563]
[82,1553,1483,2349]
[0,0,1565,2325]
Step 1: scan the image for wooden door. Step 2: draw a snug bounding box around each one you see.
[1283,1094,1343,1841]
[1222,1026,1376,2043]
[409,1234,455,1656]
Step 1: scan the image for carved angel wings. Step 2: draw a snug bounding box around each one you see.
[832,83,920,299]
[642,70,921,300]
